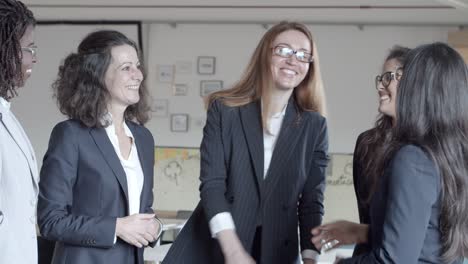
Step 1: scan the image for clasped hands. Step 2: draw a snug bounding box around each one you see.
[116,213,163,248]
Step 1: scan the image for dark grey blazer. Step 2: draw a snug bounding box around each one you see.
[342,145,463,264]
[163,98,329,264]
[37,119,155,264]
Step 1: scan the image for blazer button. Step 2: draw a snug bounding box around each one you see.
[0,211,3,225]
[228,196,234,203]
[92,240,96,244]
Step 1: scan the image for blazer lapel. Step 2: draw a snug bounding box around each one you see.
[263,98,305,200]
[89,128,129,203]
[126,122,150,213]
[0,107,39,190]
[239,100,264,192]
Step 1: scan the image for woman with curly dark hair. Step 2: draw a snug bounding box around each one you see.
[37,30,162,264]
[0,0,38,263]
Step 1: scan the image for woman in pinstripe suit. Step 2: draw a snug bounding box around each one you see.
[163,21,328,264]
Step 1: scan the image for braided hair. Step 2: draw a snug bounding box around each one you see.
[0,0,36,100]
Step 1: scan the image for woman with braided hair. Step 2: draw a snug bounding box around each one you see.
[0,0,39,263]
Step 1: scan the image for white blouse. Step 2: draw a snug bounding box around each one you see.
[104,122,144,216]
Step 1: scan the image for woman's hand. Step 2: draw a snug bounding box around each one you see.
[116,213,160,248]
[311,220,369,251]
[225,249,256,264]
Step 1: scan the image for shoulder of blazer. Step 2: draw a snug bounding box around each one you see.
[208,98,240,112]
[126,120,154,144]
[301,110,326,127]
[52,119,88,134]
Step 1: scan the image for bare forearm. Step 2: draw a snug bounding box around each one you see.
[216,229,245,257]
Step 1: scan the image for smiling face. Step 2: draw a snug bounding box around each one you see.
[377,58,402,119]
[19,24,36,87]
[104,44,143,110]
[270,30,311,91]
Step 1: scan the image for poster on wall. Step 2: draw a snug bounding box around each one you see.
[200,80,223,97]
[152,99,168,117]
[197,56,216,75]
[157,64,174,83]
[170,114,189,132]
[153,147,201,211]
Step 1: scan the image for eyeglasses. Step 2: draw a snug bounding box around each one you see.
[375,68,403,89]
[273,45,313,63]
[21,46,37,57]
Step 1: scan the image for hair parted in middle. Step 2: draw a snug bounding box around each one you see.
[207,21,326,117]
[53,30,151,128]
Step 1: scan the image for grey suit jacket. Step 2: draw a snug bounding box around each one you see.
[0,104,39,264]
[37,119,155,264]
[163,98,329,264]
[341,145,463,264]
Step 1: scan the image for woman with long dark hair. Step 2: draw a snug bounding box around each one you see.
[0,1,38,263]
[311,46,410,255]
[337,43,468,263]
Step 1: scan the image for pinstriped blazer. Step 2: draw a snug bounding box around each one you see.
[163,97,329,264]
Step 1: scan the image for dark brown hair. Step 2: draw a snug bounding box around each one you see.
[0,0,36,100]
[53,30,151,127]
[355,45,411,203]
[384,43,468,262]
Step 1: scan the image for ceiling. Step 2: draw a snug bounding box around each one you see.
[25,0,468,25]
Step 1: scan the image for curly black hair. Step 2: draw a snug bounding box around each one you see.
[0,0,36,100]
[53,30,151,127]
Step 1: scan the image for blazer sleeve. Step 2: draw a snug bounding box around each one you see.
[199,100,230,221]
[340,145,440,263]
[37,122,116,248]
[142,128,156,215]
[299,116,329,252]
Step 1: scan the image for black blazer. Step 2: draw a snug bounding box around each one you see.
[342,145,463,264]
[163,98,329,264]
[351,130,373,256]
[37,119,155,264]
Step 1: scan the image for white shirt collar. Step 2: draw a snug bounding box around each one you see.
[0,97,11,110]
[261,99,288,120]
[104,119,134,140]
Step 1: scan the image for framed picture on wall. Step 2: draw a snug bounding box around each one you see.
[200,80,223,97]
[157,64,174,83]
[173,83,189,96]
[170,114,189,132]
[152,99,168,117]
[197,56,216,75]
